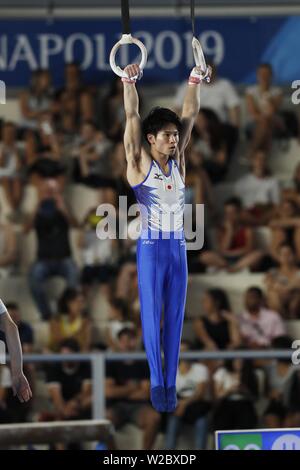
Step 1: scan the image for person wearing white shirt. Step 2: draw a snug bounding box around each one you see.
[165,341,210,449]
[245,63,283,154]
[234,150,280,224]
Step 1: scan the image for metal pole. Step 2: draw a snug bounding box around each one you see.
[91,353,105,419]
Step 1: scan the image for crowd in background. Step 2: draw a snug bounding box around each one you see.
[0,60,300,449]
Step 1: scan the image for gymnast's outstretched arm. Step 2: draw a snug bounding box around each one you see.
[0,309,32,403]
[122,64,142,167]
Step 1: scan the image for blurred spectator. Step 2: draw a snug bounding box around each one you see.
[193,109,229,183]
[102,77,126,142]
[105,328,161,450]
[245,63,284,154]
[46,338,92,421]
[0,206,17,277]
[5,302,34,353]
[24,180,78,320]
[269,199,300,262]
[265,243,300,316]
[55,62,94,123]
[263,336,300,428]
[165,341,210,450]
[19,69,54,131]
[78,207,118,295]
[286,287,300,319]
[0,122,24,214]
[105,298,135,351]
[115,262,140,320]
[72,120,115,204]
[282,163,300,209]
[212,356,258,430]
[49,288,91,352]
[25,114,61,166]
[234,150,280,225]
[200,197,264,272]
[239,287,285,348]
[193,288,240,351]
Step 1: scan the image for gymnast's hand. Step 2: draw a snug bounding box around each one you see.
[12,371,32,403]
[189,65,212,85]
[124,63,143,82]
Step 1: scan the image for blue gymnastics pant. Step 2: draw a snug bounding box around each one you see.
[136,230,188,389]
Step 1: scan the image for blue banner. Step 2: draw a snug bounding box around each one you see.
[0,16,298,87]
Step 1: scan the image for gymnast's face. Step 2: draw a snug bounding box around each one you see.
[147,124,179,157]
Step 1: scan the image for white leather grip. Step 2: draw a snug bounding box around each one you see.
[192,36,210,83]
[109,34,148,79]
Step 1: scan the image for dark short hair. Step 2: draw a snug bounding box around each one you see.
[206,288,231,311]
[142,107,182,143]
[117,327,136,341]
[224,196,242,210]
[258,63,273,73]
[246,286,264,299]
[60,338,80,353]
[58,288,81,315]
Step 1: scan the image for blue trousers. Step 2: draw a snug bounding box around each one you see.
[29,258,78,320]
[136,231,188,389]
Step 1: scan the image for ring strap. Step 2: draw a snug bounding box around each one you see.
[121,0,131,35]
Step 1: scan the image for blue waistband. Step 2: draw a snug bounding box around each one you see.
[140,229,185,240]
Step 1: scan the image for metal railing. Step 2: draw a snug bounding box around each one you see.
[20,349,298,419]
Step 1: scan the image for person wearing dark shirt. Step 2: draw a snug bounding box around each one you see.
[46,338,91,420]
[105,328,161,450]
[25,180,78,320]
[193,289,241,351]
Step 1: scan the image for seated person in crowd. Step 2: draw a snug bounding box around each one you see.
[0,122,24,215]
[239,287,285,348]
[49,288,91,352]
[193,288,241,351]
[282,163,300,209]
[269,199,300,262]
[0,205,17,277]
[234,150,280,225]
[25,113,62,166]
[105,328,161,450]
[263,336,300,428]
[105,298,136,351]
[78,207,118,297]
[46,338,92,421]
[265,243,300,316]
[192,109,229,184]
[245,63,284,155]
[165,341,210,450]
[55,62,94,123]
[72,120,116,205]
[19,69,54,131]
[200,197,264,272]
[24,179,78,320]
[212,356,258,431]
